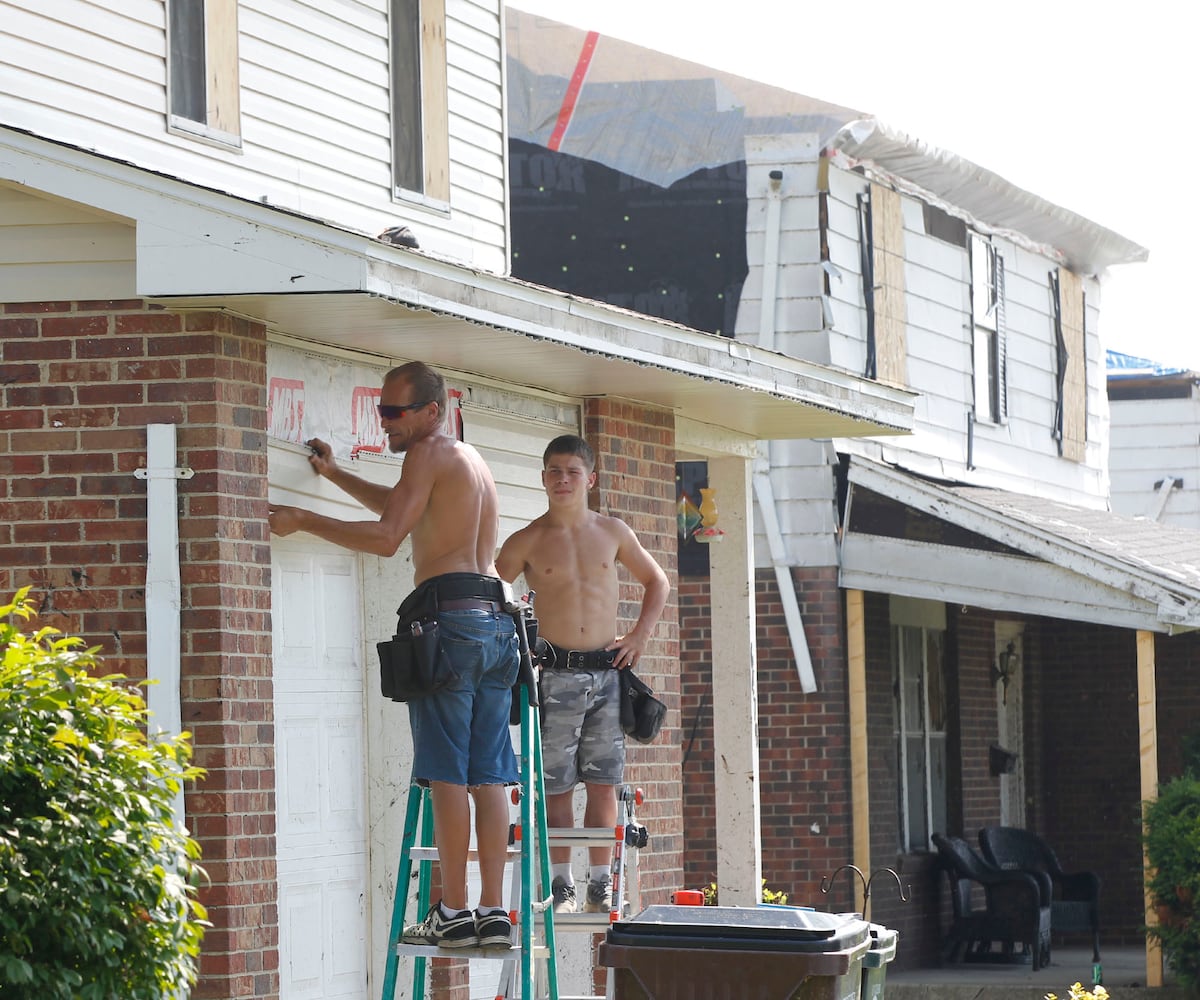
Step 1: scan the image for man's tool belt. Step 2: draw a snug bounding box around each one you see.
[377,573,507,702]
[542,641,617,672]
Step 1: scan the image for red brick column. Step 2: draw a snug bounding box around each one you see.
[0,300,278,998]
[583,400,681,984]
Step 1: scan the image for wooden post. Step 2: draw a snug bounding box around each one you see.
[846,588,870,917]
[707,454,763,906]
[1137,629,1162,987]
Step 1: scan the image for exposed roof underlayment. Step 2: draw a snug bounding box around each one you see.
[506,7,1147,277]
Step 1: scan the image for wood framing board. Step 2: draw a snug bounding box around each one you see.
[1059,267,1087,462]
[871,183,909,387]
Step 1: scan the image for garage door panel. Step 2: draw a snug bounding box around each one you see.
[273,540,367,999]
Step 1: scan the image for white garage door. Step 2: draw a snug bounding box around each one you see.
[272,544,367,1000]
[268,342,581,1000]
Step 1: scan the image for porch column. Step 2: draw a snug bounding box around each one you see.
[846,588,870,916]
[707,453,762,905]
[1137,629,1163,987]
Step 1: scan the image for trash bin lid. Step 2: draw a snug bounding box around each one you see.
[608,905,871,953]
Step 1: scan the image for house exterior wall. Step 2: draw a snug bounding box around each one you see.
[1109,390,1200,527]
[0,300,276,998]
[819,163,1109,506]
[0,0,508,272]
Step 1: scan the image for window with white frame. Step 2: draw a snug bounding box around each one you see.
[390,0,449,205]
[970,233,1007,423]
[166,0,241,146]
[894,624,947,852]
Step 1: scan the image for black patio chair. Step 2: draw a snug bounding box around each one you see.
[931,833,1052,970]
[979,825,1101,963]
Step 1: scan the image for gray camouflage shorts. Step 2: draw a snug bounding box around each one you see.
[540,667,624,794]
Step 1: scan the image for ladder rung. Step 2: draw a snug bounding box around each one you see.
[544,826,623,844]
[392,942,549,960]
[408,846,522,861]
[539,912,614,930]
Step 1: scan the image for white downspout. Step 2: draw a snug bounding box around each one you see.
[753,167,818,693]
[135,423,194,828]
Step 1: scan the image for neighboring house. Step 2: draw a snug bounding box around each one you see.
[1107,350,1200,526]
[0,4,915,1000]
[506,9,1200,974]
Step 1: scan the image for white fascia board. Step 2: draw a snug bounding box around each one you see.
[0,128,916,438]
[841,534,1164,632]
[847,458,1200,628]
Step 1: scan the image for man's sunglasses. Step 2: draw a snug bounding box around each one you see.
[377,400,433,419]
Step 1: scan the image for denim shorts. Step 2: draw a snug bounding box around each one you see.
[407,609,520,787]
[540,667,624,794]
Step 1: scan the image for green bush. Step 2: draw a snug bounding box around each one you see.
[1144,769,1200,993]
[0,588,208,999]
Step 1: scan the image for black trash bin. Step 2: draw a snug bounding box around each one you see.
[598,904,871,1000]
[860,924,899,1000]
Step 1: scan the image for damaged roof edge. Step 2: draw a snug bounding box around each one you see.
[848,456,1200,630]
[828,119,1148,276]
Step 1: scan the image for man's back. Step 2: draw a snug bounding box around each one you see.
[408,433,502,584]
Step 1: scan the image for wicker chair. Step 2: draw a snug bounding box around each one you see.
[979,825,1101,962]
[932,833,1052,970]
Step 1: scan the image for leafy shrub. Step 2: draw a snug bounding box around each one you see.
[0,588,208,999]
[1144,769,1200,992]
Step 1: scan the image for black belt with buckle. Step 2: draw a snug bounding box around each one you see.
[439,597,503,613]
[545,642,616,671]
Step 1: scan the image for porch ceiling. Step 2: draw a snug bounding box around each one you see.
[843,456,1200,633]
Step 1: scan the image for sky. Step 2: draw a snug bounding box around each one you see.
[509,0,1196,369]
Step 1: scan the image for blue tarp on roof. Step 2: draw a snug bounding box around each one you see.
[1106,350,1193,379]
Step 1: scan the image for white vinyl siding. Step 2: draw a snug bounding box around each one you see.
[823,164,1108,505]
[1109,390,1200,528]
[0,0,507,271]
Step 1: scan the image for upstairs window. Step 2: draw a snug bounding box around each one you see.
[166,0,241,147]
[971,234,1007,424]
[894,624,947,853]
[390,0,450,206]
[1050,267,1087,461]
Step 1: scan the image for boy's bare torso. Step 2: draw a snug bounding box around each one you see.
[512,511,622,649]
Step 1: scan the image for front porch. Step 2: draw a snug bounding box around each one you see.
[888,945,1184,999]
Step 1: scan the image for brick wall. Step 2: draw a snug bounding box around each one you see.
[0,301,277,998]
[584,400,682,907]
[679,566,857,912]
[1038,620,1143,944]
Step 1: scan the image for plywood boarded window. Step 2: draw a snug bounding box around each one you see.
[971,234,1007,424]
[1050,267,1087,461]
[390,0,450,204]
[868,183,908,386]
[166,0,241,145]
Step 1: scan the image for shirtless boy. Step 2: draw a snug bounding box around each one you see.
[496,435,669,913]
[269,361,517,949]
